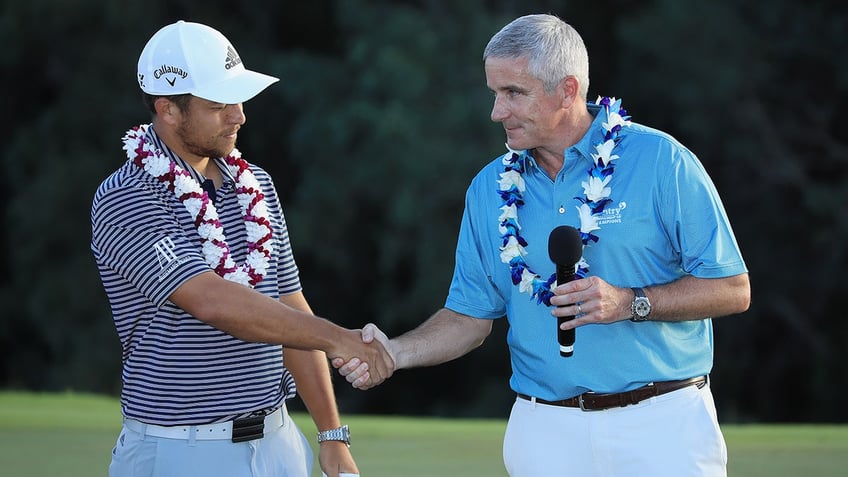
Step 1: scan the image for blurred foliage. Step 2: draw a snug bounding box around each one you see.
[1,0,845,422]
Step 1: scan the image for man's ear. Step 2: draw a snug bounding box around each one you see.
[154,97,181,125]
[558,75,580,109]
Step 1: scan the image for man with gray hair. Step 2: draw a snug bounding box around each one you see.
[336,14,749,476]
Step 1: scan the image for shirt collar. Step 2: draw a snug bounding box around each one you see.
[568,102,607,162]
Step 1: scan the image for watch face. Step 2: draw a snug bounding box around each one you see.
[634,298,651,317]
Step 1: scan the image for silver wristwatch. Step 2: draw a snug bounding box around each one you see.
[317,424,351,446]
[630,287,652,322]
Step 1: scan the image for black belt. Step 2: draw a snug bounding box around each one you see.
[518,376,707,411]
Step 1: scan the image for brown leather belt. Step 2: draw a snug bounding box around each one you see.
[517,376,707,411]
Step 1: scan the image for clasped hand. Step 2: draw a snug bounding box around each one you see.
[332,324,395,390]
[549,276,632,328]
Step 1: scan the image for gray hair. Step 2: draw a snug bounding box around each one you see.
[483,14,590,99]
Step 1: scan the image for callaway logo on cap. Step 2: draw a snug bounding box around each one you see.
[137,20,279,104]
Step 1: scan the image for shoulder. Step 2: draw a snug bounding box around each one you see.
[622,122,693,153]
[619,121,700,169]
[244,161,273,182]
[92,161,170,219]
[468,152,511,190]
[94,161,146,201]
[239,161,278,194]
[240,161,281,202]
[622,120,680,144]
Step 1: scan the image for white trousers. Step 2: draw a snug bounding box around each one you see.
[503,383,727,477]
[109,406,313,477]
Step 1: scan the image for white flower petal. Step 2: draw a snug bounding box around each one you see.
[247,250,270,274]
[225,268,251,287]
[498,204,518,222]
[518,269,537,294]
[202,241,225,267]
[499,236,526,263]
[582,175,612,202]
[183,197,203,218]
[497,170,525,192]
[576,204,600,233]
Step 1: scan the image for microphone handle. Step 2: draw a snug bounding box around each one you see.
[556,265,576,357]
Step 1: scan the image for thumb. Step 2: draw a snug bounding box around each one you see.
[361,323,378,343]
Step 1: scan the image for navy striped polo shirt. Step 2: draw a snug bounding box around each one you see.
[91,126,298,425]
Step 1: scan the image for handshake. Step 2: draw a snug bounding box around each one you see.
[331,323,395,390]
[327,309,489,389]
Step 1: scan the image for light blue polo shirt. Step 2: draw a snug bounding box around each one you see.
[445,103,747,400]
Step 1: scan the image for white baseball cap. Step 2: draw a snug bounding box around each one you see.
[137,20,279,104]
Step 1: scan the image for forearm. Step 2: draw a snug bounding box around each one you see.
[169,271,347,354]
[554,272,751,328]
[642,273,751,322]
[392,308,493,370]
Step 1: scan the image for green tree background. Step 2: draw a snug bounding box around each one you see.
[1,0,845,422]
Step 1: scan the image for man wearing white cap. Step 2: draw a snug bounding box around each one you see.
[91,21,383,477]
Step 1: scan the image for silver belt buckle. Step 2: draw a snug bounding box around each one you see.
[577,393,600,412]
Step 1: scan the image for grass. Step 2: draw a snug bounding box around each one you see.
[1,391,846,476]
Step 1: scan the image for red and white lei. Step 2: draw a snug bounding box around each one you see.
[122,124,273,287]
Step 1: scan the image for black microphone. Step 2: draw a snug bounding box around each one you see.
[548,225,583,357]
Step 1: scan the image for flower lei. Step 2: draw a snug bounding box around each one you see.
[497,96,631,305]
[122,124,274,287]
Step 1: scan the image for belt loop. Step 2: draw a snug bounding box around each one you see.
[137,421,149,442]
[188,425,197,446]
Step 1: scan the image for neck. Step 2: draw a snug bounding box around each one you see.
[150,120,221,185]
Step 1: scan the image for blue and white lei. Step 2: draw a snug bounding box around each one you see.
[496,96,632,305]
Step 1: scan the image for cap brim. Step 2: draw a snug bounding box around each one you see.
[192,70,279,104]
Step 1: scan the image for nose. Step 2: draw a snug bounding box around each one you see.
[491,95,508,122]
[228,103,246,125]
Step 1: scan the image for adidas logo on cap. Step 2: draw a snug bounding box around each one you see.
[225,46,243,70]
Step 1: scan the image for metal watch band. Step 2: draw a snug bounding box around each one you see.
[316,424,350,446]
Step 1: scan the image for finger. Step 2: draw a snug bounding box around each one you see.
[345,367,366,384]
[353,372,372,389]
[347,360,373,383]
[559,314,589,330]
[330,358,345,369]
[345,362,369,382]
[337,358,363,377]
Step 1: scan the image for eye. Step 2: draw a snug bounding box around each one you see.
[490,89,521,99]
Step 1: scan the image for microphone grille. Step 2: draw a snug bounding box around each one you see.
[548,225,583,265]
